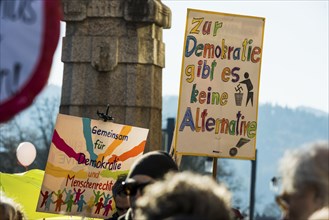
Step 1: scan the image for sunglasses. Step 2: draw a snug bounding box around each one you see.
[122,181,151,197]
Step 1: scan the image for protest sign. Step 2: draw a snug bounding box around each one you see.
[174,9,265,160]
[37,114,149,218]
[0,0,60,122]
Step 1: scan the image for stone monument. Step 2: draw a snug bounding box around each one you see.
[60,0,171,152]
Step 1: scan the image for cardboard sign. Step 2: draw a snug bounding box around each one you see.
[37,114,149,218]
[174,9,265,160]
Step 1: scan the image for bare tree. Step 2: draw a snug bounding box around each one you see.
[179,155,243,207]
[0,95,59,173]
[0,117,39,172]
[32,96,59,149]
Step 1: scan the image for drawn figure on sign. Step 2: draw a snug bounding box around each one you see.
[103,199,113,216]
[76,195,87,212]
[93,190,105,204]
[239,72,254,106]
[95,198,104,214]
[74,188,86,203]
[53,194,65,212]
[45,193,53,211]
[40,190,50,208]
[63,188,76,203]
[65,195,75,212]
[53,189,64,202]
[103,193,113,206]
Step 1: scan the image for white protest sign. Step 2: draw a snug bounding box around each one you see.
[0,0,60,122]
[174,9,265,160]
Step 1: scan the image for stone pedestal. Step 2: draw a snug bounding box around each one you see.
[60,0,171,152]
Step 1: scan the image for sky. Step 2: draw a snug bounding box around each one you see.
[48,1,329,113]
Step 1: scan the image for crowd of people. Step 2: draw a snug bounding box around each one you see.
[105,150,237,220]
[1,141,328,220]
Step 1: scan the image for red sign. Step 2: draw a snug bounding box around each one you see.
[0,0,61,122]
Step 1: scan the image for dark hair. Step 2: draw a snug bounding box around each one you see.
[112,174,128,197]
[126,151,178,182]
[0,194,25,220]
[135,171,233,220]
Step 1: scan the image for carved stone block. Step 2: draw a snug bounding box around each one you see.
[62,0,87,21]
[87,0,124,17]
[124,0,171,28]
[60,0,171,151]
[91,37,118,71]
[62,36,91,62]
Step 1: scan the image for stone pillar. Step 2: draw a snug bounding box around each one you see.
[60,0,171,152]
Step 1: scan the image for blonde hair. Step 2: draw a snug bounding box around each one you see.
[135,171,233,220]
[279,141,329,206]
[308,206,329,220]
[0,193,25,220]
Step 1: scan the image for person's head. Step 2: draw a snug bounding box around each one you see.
[276,141,329,220]
[308,206,329,220]
[134,171,233,220]
[122,151,178,212]
[112,174,129,216]
[0,193,25,220]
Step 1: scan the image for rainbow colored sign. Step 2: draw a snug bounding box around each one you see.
[37,114,149,218]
